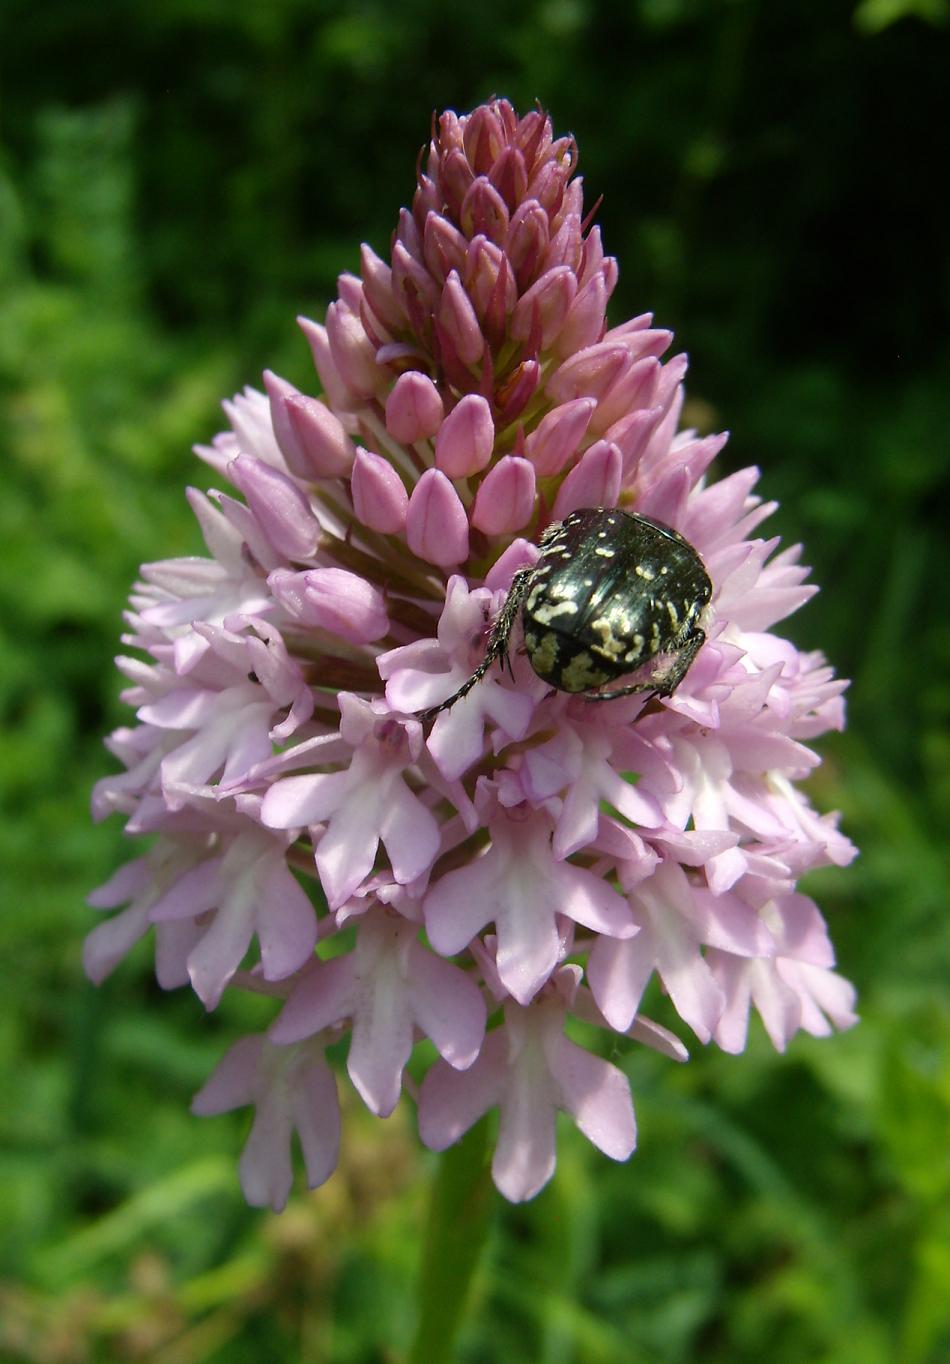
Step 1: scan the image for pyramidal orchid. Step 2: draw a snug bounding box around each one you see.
[90,100,857,1210]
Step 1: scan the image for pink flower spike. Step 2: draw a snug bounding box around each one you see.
[471,456,536,535]
[385,371,444,443]
[551,440,622,519]
[435,393,495,477]
[350,447,409,534]
[406,469,470,567]
[92,98,855,1210]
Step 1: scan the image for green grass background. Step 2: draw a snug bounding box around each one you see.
[1,1,949,1359]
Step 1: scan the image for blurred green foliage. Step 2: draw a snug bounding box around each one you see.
[1,1,949,1360]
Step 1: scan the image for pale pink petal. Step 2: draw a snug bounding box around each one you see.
[408,945,487,1069]
[551,1037,636,1159]
[418,1030,506,1150]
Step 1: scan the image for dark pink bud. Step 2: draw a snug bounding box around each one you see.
[527,157,567,220]
[554,272,608,357]
[462,104,506,175]
[437,110,464,156]
[396,207,424,264]
[489,146,528,213]
[523,396,596,476]
[360,244,406,333]
[435,394,495,477]
[460,177,510,246]
[265,371,355,479]
[423,213,469,284]
[606,319,674,360]
[578,226,612,289]
[559,176,584,223]
[439,272,485,365]
[385,371,444,444]
[412,171,441,231]
[603,406,663,476]
[351,448,409,534]
[496,358,540,426]
[465,236,517,323]
[471,456,536,535]
[439,147,475,221]
[263,370,311,476]
[507,200,550,290]
[511,266,577,349]
[406,469,469,567]
[514,108,549,164]
[392,241,440,340]
[552,440,622,519]
[337,273,364,313]
[541,212,582,273]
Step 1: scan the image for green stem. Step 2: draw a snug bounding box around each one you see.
[408,1118,494,1364]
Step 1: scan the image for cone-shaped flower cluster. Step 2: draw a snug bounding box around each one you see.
[90,100,856,1208]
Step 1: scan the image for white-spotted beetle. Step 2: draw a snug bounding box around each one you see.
[417,507,712,721]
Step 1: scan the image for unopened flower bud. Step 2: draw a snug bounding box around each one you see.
[552,439,622,518]
[326,301,384,400]
[471,456,536,535]
[264,371,354,479]
[460,176,510,245]
[385,371,444,444]
[228,454,320,559]
[406,469,469,566]
[268,567,389,644]
[438,271,484,365]
[511,266,577,349]
[554,272,608,358]
[435,394,495,477]
[351,447,408,533]
[523,397,596,476]
[360,244,406,333]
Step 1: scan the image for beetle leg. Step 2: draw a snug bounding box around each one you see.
[415,567,534,722]
[651,626,706,696]
[584,628,706,702]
